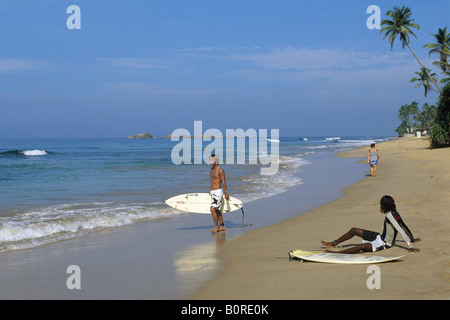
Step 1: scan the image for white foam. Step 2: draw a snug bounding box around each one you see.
[236,155,310,203]
[0,202,183,252]
[21,150,48,156]
[305,145,327,149]
[336,139,377,148]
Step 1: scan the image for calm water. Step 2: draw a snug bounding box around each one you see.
[0,136,388,252]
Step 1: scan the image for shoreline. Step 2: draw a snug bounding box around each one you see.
[190,137,450,299]
[0,145,369,299]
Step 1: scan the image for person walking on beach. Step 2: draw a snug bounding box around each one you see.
[321,195,421,254]
[367,143,379,177]
[209,154,229,233]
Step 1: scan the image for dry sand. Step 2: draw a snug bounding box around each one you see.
[191,137,450,300]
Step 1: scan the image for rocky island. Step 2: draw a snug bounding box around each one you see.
[128,132,154,139]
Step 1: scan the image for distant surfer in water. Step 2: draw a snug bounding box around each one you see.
[321,195,421,254]
[209,154,229,233]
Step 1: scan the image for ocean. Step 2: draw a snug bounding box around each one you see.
[0,136,389,254]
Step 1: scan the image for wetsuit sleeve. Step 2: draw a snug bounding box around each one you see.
[386,212,414,248]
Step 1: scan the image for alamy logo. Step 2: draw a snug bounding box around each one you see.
[66,265,81,290]
[67,5,81,30]
[366,265,381,290]
[170,121,280,175]
[366,5,381,30]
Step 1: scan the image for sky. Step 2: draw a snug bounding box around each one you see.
[0,0,449,138]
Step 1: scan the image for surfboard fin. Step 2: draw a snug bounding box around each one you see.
[288,251,303,262]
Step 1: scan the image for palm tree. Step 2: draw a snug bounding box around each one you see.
[441,71,450,84]
[417,103,437,131]
[381,6,442,93]
[436,52,450,84]
[410,67,438,97]
[424,27,450,72]
[398,101,419,134]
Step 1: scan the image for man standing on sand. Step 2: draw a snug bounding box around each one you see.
[209,154,229,233]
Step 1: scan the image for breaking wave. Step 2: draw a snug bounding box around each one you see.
[0,202,183,253]
[1,149,49,157]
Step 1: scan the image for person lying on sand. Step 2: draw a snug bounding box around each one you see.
[321,195,421,254]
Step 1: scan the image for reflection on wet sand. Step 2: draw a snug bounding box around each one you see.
[174,231,226,297]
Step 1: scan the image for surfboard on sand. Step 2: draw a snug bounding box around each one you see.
[289,250,405,264]
[165,193,243,214]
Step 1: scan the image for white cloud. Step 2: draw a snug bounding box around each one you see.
[178,45,262,54]
[177,45,418,88]
[0,59,47,73]
[229,46,412,71]
[210,46,416,91]
[99,58,170,69]
[103,82,225,96]
[179,45,412,71]
[101,46,422,99]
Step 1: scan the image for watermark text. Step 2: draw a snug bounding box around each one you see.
[171,121,280,175]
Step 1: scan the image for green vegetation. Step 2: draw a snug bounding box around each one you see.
[424,27,450,73]
[410,67,438,97]
[381,6,442,93]
[430,83,450,148]
[381,7,449,148]
[395,101,438,137]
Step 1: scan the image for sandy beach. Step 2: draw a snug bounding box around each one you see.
[191,137,450,300]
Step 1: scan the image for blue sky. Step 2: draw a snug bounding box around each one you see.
[0,0,449,138]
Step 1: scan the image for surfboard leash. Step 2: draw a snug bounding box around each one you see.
[240,206,253,227]
[226,206,252,229]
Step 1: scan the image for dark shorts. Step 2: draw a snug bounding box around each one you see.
[362,230,390,252]
[362,229,379,242]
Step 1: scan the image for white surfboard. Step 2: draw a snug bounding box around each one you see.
[289,250,405,264]
[165,193,243,214]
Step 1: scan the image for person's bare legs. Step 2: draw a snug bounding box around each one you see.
[321,227,364,246]
[370,164,375,177]
[327,243,372,254]
[218,210,225,231]
[321,227,372,253]
[210,207,225,232]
